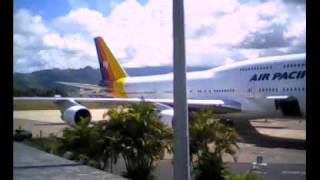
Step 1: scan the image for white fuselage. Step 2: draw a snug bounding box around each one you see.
[122,54,306,119]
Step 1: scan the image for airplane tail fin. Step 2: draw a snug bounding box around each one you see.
[94,37,128,85]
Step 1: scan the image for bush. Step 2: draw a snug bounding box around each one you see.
[100,102,173,180]
[57,117,104,163]
[189,108,239,180]
[224,170,260,180]
[63,151,75,159]
[13,127,32,141]
[193,152,226,180]
[22,135,61,155]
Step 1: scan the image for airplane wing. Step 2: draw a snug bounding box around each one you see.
[13,97,241,113]
[14,97,241,126]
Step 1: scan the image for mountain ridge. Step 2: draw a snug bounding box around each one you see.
[14,66,212,90]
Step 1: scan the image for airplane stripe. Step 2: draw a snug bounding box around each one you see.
[96,38,126,80]
[95,38,118,96]
[95,37,128,98]
[94,38,107,81]
[96,38,116,82]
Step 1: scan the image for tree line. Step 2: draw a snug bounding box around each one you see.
[13,87,68,97]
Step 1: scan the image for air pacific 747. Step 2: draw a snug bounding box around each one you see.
[14,37,306,126]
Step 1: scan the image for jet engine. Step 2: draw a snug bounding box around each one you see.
[159,109,174,128]
[61,104,91,125]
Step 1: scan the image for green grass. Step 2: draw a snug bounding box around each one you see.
[14,101,113,110]
[14,101,59,110]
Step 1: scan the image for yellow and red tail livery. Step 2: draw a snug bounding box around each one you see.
[94,37,128,97]
[94,37,127,81]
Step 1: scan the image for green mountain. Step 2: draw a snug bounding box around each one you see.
[14,66,211,91]
[14,66,100,90]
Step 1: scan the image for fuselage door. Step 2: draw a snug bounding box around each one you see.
[246,75,256,98]
[247,85,256,98]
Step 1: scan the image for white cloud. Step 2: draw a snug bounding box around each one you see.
[14,0,305,73]
[53,0,173,67]
[42,33,95,55]
[14,9,49,35]
[285,19,306,38]
[224,57,236,65]
[239,49,260,59]
[14,9,97,73]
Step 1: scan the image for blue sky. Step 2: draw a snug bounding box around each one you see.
[14,0,305,73]
[14,0,148,20]
[14,0,70,21]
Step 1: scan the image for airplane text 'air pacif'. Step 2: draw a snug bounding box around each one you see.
[250,71,306,82]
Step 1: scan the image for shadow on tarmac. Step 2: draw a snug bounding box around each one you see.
[233,119,305,150]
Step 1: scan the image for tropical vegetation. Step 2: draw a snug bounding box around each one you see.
[189,108,239,180]
[20,105,260,180]
[14,87,68,97]
[99,102,173,180]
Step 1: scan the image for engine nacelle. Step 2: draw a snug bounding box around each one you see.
[62,105,91,125]
[159,109,174,128]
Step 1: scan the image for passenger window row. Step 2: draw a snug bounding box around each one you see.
[282,87,305,92]
[240,66,272,71]
[190,89,235,93]
[258,87,305,92]
[259,88,278,92]
[283,63,305,68]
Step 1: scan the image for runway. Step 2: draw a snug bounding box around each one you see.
[13,110,306,180]
[13,109,107,137]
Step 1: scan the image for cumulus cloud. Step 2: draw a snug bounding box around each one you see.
[14,9,97,73]
[239,24,292,49]
[14,0,305,73]
[53,0,173,67]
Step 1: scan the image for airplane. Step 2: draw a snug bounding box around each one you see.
[14,37,306,127]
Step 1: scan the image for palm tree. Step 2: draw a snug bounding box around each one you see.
[189,108,239,180]
[101,102,173,180]
[58,117,104,165]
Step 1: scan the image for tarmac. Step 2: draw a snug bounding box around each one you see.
[13,110,306,180]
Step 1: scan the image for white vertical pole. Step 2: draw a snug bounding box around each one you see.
[173,0,190,180]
